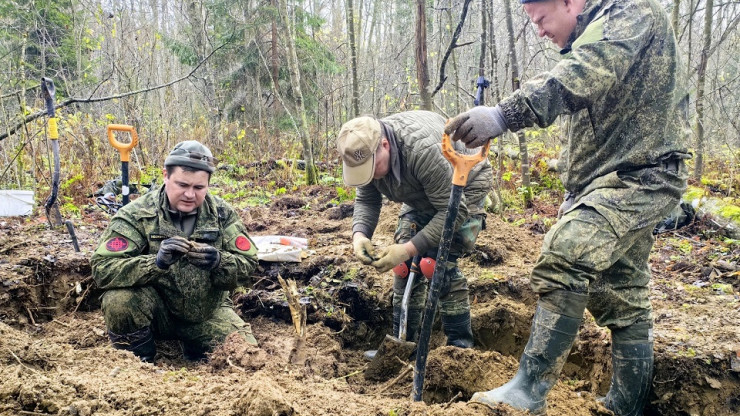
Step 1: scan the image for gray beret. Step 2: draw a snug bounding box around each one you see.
[164,140,217,173]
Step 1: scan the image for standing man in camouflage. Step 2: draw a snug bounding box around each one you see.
[445,0,690,414]
[337,111,492,355]
[91,141,259,362]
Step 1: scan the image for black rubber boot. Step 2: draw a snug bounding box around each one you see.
[364,305,423,361]
[603,327,654,416]
[108,327,156,363]
[442,311,474,348]
[470,291,587,415]
[182,343,208,362]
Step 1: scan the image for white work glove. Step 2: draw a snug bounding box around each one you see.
[444,105,508,148]
[352,234,376,265]
[371,244,412,274]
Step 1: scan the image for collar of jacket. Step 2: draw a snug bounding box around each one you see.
[560,0,607,54]
[156,184,220,238]
[379,120,402,185]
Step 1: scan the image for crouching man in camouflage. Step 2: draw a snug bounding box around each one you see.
[91,141,258,362]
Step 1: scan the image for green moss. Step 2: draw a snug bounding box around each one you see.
[718,204,740,221]
[683,186,705,202]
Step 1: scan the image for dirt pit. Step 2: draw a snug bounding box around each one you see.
[1,189,739,416]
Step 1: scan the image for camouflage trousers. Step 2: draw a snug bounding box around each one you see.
[101,286,257,353]
[532,163,687,329]
[392,211,485,318]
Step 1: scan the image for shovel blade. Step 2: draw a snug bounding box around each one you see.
[364,334,416,381]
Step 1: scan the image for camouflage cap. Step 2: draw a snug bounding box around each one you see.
[164,141,217,173]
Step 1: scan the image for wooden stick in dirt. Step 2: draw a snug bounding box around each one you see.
[277,274,308,365]
[377,357,414,395]
[277,274,306,337]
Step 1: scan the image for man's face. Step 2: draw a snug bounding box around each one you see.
[163,166,210,212]
[372,138,391,179]
[524,0,583,49]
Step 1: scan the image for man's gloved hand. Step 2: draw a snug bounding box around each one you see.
[187,242,221,271]
[155,236,192,269]
[371,244,412,273]
[444,105,508,148]
[557,192,575,219]
[353,234,377,265]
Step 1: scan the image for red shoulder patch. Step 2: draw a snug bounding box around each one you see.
[106,237,129,252]
[235,235,251,251]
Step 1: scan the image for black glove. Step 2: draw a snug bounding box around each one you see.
[444,105,508,148]
[187,242,221,271]
[155,236,191,269]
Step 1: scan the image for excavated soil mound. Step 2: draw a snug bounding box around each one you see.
[0,187,738,415]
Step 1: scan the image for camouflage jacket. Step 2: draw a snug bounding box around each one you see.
[352,110,493,254]
[499,0,690,193]
[91,185,258,323]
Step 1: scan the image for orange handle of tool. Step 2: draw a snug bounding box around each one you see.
[106,124,139,162]
[441,133,491,187]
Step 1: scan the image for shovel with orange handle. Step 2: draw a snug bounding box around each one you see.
[412,132,491,401]
[106,124,139,206]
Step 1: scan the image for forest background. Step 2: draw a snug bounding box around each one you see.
[0,0,738,215]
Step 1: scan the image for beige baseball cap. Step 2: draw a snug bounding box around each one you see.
[337,116,382,186]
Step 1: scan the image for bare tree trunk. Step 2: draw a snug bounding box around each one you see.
[347,0,360,116]
[687,0,694,75]
[694,0,713,180]
[502,0,531,207]
[187,1,218,126]
[487,6,501,103]
[271,0,280,113]
[476,0,487,106]
[671,0,681,36]
[278,0,318,184]
[415,0,431,110]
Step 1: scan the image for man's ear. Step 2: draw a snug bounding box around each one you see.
[381,137,390,150]
[162,167,168,180]
[564,0,584,13]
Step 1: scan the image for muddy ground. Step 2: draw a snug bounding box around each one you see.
[1,185,738,416]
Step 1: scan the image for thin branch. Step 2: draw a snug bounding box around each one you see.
[376,357,413,394]
[689,14,740,79]
[5,347,40,374]
[1,84,40,100]
[0,42,229,142]
[431,0,474,97]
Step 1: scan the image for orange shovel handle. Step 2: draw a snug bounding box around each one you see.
[441,133,491,187]
[106,124,139,162]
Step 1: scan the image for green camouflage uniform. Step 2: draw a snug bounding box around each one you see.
[91,185,258,353]
[352,110,493,327]
[498,0,690,329]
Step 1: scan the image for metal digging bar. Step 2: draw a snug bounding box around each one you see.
[364,254,421,380]
[412,133,490,402]
[41,77,80,252]
[41,77,63,227]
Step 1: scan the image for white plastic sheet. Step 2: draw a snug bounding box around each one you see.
[252,235,309,262]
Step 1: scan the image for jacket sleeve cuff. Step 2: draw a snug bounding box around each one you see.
[499,95,528,132]
[410,234,433,257]
[352,224,374,239]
